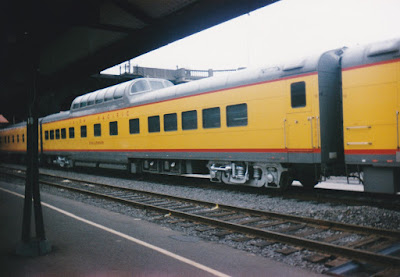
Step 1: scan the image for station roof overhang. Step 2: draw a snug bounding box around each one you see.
[0,0,279,119]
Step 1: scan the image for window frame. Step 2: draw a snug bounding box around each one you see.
[202,107,221,129]
[163,113,177,132]
[69,127,75,139]
[182,110,198,130]
[226,103,248,127]
[129,118,140,134]
[61,128,66,139]
[148,116,160,133]
[109,121,118,136]
[290,81,306,108]
[94,123,102,137]
[80,125,87,138]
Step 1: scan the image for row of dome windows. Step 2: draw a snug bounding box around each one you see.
[71,79,173,110]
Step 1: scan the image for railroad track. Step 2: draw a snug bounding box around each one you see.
[1,166,400,275]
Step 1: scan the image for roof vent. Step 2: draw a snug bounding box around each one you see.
[283,59,305,71]
[367,40,399,57]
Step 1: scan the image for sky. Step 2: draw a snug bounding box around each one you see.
[101,0,400,74]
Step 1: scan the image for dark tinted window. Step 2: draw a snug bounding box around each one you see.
[61,128,66,139]
[81,125,87,138]
[50,130,54,140]
[45,131,49,140]
[164,113,177,132]
[55,129,60,139]
[291,81,306,108]
[94,123,101,137]
[17,135,19,143]
[227,104,248,127]
[148,116,160,133]
[69,127,75,139]
[182,110,197,130]
[202,107,220,129]
[109,121,118,136]
[22,134,25,142]
[129,118,140,134]
[12,135,14,143]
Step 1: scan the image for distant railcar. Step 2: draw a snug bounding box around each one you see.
[1,38,399,194]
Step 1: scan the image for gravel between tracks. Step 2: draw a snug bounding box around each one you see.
[35,166,399,231]
[2,164,400,274]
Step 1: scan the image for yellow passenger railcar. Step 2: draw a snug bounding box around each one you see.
[342,39,400,193]
[39,48,344,190]
[0,123,27,154]
[2,38,399,194]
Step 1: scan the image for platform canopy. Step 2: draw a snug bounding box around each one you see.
[0,0,279,120]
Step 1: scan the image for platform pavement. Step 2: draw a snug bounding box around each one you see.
[0,179,323,276]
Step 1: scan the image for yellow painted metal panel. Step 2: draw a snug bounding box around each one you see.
[38,74,320,154]
[342,61,400,151]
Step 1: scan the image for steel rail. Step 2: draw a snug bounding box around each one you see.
[1,168,400,267]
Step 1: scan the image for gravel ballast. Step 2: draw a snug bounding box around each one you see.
[2,164,399,274]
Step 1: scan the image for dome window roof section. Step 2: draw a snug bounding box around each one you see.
[104,86,116,102]
[95,89,107,104]
[113,85,125,100]
[80,94,90,108]
[130,79,151,94]
[87,92,96,106]
[71,96,83,110]
[163,80,174,87]
[149,80,165,90]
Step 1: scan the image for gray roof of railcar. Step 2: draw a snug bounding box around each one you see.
[342,38,400,69]
[40,48,343,123]
[0,121,26,131]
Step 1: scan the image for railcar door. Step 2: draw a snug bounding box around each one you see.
[285,79,318,164]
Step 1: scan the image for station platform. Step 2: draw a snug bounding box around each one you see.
[0,180,323,276]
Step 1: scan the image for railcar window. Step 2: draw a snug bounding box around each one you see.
[12,135,14,143]
[291,81,306,108]
[95,92,105,104]
[164,113,177,132]
[148,116,160,133]
[104,88,115,102]
[81,126,87,138]
[94,124,101,137]
[202,107,221,129]
[150,81,164,90]
[87,95,96,106]
[45,131,49,140]
[69,127,75,139]
[131,80,150,94]
[0,137,2,144]
[55,129,60,140]
[72,103,80,109]
[129,118,140,134]
[8,136,10,143]
[109,121,118,136]
[17,135,19,143]
[22,134,25,142]
[227,104,248,127]
[182,110,198,130]
[80,101,87,108]
[61,128,66,139]
[50,130,54,140]
[114,88,124,99]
